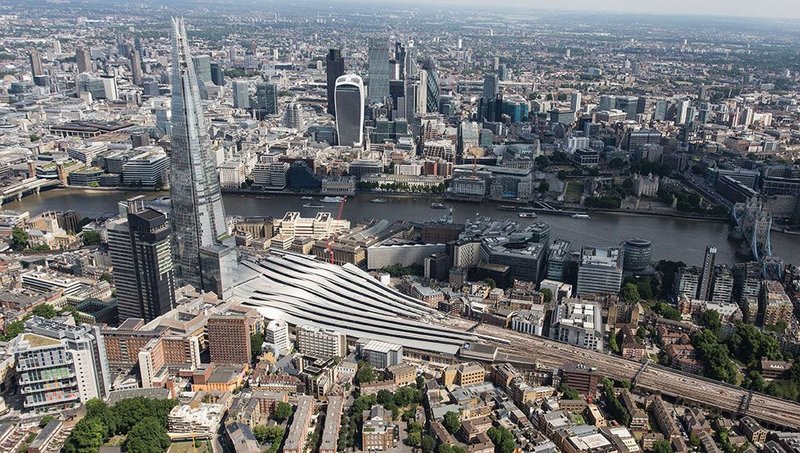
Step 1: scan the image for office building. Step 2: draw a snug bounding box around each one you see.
[483,73,498,100]
[29,49,44,77]
[108,198,176,322]
[550,300,604,351]
[698,246,717,301]
[283,102,304,129]
[654,100,669,121]
[367,38,390,102]
[130,49,143,86]
[334,74,365,147]
[326,49,345,115]
[546,239,572,281]
[423,58,440,113]
[561,363,600,396]
[576,246,623,295]
[570,91,582,114]
[443,362,485,387]
[210,61,224,86]
[208,313,251,365]
[14,317,111,413]
[21,271,82,295]
[296,325,347,360]
[360,340,403,369]
[191,54,212,84]
[76,47,92,73]
[255,81,278,115]
[169,18,236,299]
[457,121,481,155]
[265,319,290,357]
[121,146,169,188]
[621,238,652,273]
[232,80,250,109]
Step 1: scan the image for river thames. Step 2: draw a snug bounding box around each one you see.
[6,189,800,267]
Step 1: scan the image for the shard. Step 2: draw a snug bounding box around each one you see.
[169,18,236,299]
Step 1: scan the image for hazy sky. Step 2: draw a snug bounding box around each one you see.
[367,0,800,19]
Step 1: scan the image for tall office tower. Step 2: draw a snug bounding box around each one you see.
[130,49,143,86]
[404,42,418,79]
[654,100,668,121]
[415,70,428,116]
[570,91,582,114]
[232,80,250,109]
[498,63,509,81]
[207,314,251,364]
[576,246,623,296]
[169,18,236,299]
[256,81,278,115]
[394,42,406,80]
[334,74,365,147]
[29,49,44,77]
[108,198,176,322]
[423,58,440,114]
[192,54,212,84]
[100,75,119,100]
[52,39,61,54]
[296,325,347,360]
[325,49,345,115]
[483,73,498,100]
[284,102,304,130]
[265,319,290,357]
[698,246,717,300]
[210,62,224,86]
[367,38,390,103]
[14,317,111,413]
[676,99,691,125]
[457,121,480,155]
[404,78,417,121]
[76,47,92,74]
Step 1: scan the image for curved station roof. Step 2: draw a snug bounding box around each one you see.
[234,252,475,355]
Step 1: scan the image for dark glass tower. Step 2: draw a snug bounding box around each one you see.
[326,49,345,115]
[210,62,224,86]
[130,49,143,86]
[256,81,278,115]
[108,198,176,322]
[169,18,236,299]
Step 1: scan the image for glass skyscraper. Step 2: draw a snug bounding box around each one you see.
[326,49,345,116]
[108,198,176,322]
[169,18,236,299]
[335,74,365,147]
[367,38,390,103]
[256,80,278,115]
[423,58,440,114]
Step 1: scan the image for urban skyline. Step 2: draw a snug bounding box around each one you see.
[1,2,800,452]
